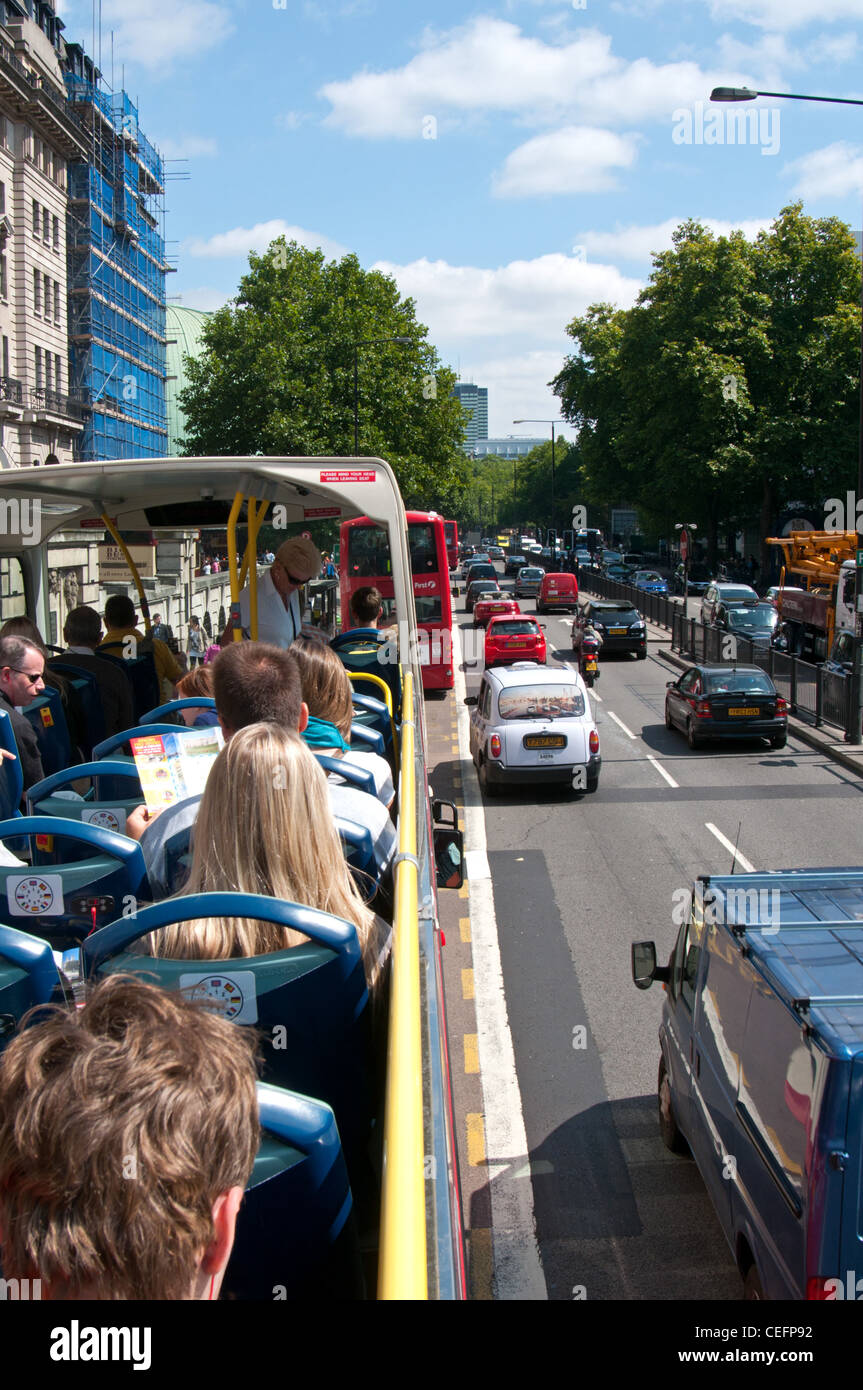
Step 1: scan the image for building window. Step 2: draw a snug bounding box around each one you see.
[44,273,50,319]
[31,134,40,166]
[3,337,9,379]
[0,254,5,301]
[52,214,58,250]
[0,183,5,216]
[45,352,51,390]
[42,207,49,243]
[33,268,41,314]
[32,199,39,237]
[53,281,59,321]
[34,346,42,389]
[54,353,60,391]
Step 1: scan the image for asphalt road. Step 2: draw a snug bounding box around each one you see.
[456,563,863,1302]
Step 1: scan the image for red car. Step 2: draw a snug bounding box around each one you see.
[485,614,547,667]
[474,595,520,629]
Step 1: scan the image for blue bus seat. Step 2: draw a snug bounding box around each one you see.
[82,893,373,1153]
[224,1082,362,1300]
[350,690,397,756]
[334,817,378,903]
[338,638,402,724]
[314,753,375,798]
[0,817,150,950]
[0,711,22,820]
[95,644,158,723]
[21,687,71,778]
[0,922,64,1055]
[139,698,216,724]
[27,761,144,855]
[47,661,106,759]
[92,724,188,760]
[349,722,385,756]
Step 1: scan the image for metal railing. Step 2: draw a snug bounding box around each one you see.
[577,568,678,630]
[671,612,852,735]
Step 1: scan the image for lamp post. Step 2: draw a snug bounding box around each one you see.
[514,418,564,557]
[711,85,863,741]
[352,335,411,454]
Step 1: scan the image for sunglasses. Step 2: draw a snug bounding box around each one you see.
[276,561,311,587]
[5,667,44,684]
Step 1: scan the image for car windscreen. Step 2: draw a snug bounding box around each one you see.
[520,568,544,580]
[490,620,538,635]
[469,582,499,596]
[726,607,777,631]
[636,572,661,582]
[498,684,585,720]
[704,671,774,695]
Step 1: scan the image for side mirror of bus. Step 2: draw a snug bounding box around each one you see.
[432,799,464,890]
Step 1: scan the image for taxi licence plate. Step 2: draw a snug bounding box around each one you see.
[524,734,566,749]
[729,707,759,716]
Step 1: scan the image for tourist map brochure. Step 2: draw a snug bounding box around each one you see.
[129,726,224,814]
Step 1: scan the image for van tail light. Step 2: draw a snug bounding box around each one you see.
[775,696,788,715]
[589,730,599,755]
[490,734,502,758]
[806,1277,839,1300]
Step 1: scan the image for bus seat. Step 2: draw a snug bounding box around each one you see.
[21,687,71,778]
[330,628,386,650]
[139,698,216,724]
[349,722,385,756]
[0,711,22,820]
[334,817,378,903]
[95,645,159,723]
[27,761,144,854]
[314,753,375,797]
[0,922,64,1056]
[0,817,150,950]
[47,662,106,759]
[92,724,189,760]
[224,1081,362,1300]
[339,641,402,722]
[82,893,373,1153]
[348,679,398,757]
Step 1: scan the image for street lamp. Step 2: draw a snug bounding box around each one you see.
[513,418,564,555]
[711,85,863,740]
[352,336,411,454]
[675,522,698,623]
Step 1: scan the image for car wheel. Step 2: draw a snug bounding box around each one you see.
[478,755,498,797]
[665,701,674,731]
[637,649,647,660]
[687,718,702,750]
[743,1265,765,1301]
[770,735,787,750]
[658,1057,688,1155]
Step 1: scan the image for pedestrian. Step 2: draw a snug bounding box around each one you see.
[187,615,205,668]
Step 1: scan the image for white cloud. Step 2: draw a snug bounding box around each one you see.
[473,351,575,436]
[372,252,642,343]
[158,135,218,160]
[785,141,863,200]
[703,0,863,31]
[171,288,228,312]
[184,220,350,262]
[578,216,774,262]
[806,31,859,64]
[492,126,639,197]
[60,0,233,72]
[319,18,733,137]
[714,30,800,79]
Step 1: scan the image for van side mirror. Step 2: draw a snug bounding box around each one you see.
[632,941,658,989]
[432,799,464,889]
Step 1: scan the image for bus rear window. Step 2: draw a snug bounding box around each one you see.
[346,524,391,578]
[408,524,437,575]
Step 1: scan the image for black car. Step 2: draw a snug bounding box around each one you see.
[505,552,527,576]
[665,664,787,750]
[465,580,502,612]
[458,561,497,593]
[573,601,647,658]
[714,602,779,650]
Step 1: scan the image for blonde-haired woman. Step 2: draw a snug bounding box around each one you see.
[149,723,391,991]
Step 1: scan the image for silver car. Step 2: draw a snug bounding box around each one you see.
[513,566,544,599]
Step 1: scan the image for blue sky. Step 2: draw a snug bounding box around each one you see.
[58,0,863,437]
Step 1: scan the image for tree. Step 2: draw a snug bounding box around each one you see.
[179,239,470,516]
[553,206,861,563]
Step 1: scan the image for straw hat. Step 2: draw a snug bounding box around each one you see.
[274,535,321,581]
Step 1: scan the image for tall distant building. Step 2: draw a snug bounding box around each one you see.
[452,382,488,451]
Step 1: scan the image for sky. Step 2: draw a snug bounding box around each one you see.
[57,0,863,439]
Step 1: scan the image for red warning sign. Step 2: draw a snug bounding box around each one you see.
[319,470,375,483]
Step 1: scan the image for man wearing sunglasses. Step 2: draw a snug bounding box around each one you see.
[221,535,322,648]
[0,635,46,795]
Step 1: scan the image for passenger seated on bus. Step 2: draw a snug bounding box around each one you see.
[52,605,135,738]
[175,665,220,727]
[146,724,391,991]
[0,975,259,1301]
[99,594,184,706]
[126,642,397,898]
[347,586,384,630]
[292,636,394,808]
[0,616,86,759]
[0,635,45,794]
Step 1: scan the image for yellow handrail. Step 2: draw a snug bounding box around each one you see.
[378,670,427,1299]
[346,670,400,761]
[226,491,245,641]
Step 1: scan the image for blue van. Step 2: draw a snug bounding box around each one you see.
[632,868,863,1300]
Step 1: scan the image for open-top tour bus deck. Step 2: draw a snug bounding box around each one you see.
[0,456,465,1300]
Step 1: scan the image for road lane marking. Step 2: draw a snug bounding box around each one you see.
[464,1033,480,1073]
[459,915,471,943]
[462,967,475,1000]
[646,755,679,788]
[464,849,491,880]
[705,822,756,873]
[453,622,547,1300]
[466,1113,486,1167]
[608,710,637,739]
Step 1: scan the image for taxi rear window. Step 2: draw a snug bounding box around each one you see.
[498,684,585,720]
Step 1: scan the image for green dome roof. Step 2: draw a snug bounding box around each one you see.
[166,304,211,453]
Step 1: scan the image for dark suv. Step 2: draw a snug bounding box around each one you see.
[573,601,647,658]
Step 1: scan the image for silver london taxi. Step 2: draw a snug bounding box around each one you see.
[465,663,600,796]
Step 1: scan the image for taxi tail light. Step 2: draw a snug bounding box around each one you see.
[775,696,788,715]
[589,730,599,755]
[490,734,502,758]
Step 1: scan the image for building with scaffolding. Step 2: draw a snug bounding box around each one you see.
[63,41,168,461]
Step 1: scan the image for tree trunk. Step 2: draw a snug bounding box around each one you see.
[760,475,773,582]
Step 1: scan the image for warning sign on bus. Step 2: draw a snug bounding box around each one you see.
[319,470,375,483]
[304,507,341,518]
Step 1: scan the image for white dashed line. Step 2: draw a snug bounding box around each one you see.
[646,755,678,788]
[705,822,756,873]
[607,710,637,739]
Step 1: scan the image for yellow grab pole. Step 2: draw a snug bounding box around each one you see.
[226,490,245,641]
[100,514,151,634]
[239,499,267,589]
[378,670,427,1299]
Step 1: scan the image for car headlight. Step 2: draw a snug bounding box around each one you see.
[630,621,645,631]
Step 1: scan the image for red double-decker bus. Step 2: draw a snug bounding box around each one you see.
[340,510,454,690]
[443,519,458,571]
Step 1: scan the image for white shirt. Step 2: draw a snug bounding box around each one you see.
[336,750,395,808]
[237,568,302,648]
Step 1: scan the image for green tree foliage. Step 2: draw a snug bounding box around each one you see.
[178,239,470,516]
[553,205,861,561]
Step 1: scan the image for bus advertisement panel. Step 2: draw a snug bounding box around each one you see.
[340,511,454,690]
[443,519,458,571]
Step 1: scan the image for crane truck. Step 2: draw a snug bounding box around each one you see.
[765,530,857,662]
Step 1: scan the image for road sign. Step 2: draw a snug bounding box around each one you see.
[680,529,689,563]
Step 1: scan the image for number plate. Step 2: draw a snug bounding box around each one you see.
[609,627,627,635]
[585,659,598,671]
[729,707,759,716]
[523,734,566,749]
[505,639,527,647]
